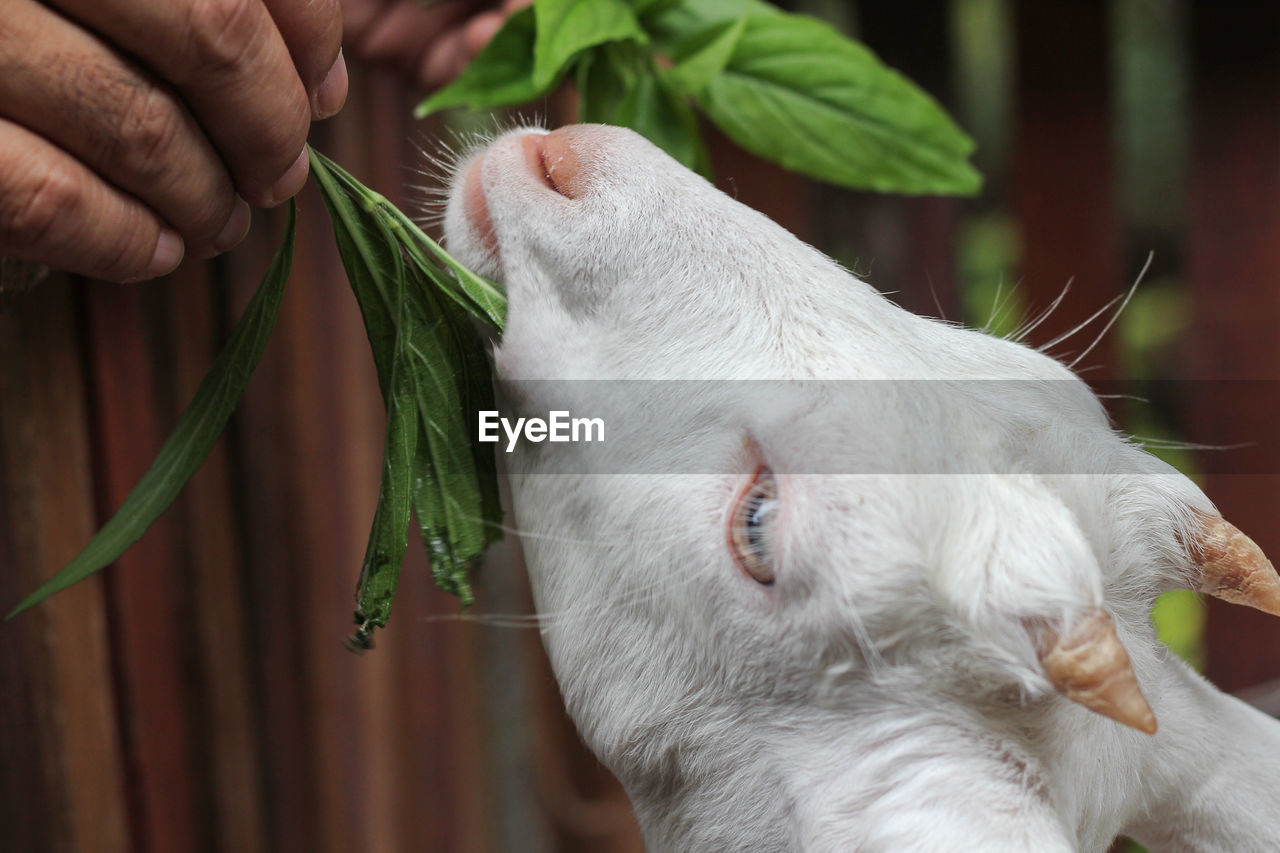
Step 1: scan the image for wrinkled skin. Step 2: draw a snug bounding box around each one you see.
[444,125,1280,852]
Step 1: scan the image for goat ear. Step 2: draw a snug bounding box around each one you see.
[1190,514,1280,618]
[1034,608,1158,735]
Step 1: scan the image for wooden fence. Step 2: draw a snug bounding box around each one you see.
[2,2,1278,850]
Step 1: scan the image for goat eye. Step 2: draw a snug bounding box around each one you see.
[729,467,778,584]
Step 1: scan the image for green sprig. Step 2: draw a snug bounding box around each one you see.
[417,0,981,195]
[310,149,505,647]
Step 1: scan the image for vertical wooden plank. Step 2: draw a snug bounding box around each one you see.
[225,205,321,853]
[0,282,131,853]
[471,503,558,853]
[83,280,201,853]
[1185,2,1280,692]
[229,62,407,853]
[339,71,414,853]
[1013,0,1123,378]
[222,139,393,853]
[819,0,960,318]
[290,112,386,853]
[0,331,60,853]
[282,183,376,853]
[165,260,268,853]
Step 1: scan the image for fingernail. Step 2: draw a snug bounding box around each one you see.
[269,149,310,207]
[313,50,348,119]
[143,229,184,279]
[213,198,252,254]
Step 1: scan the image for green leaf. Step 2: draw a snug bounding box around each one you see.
[618,66,709,174]
[379,207,507,332]
[641,0,776,49]
[631,0,682,17]
[311,148,506,332]
[6,202,296,619]
[533,0,647,89]
[662,15,746,96]
[402,274,492,605]
[310,152,400,392]
[696,12,981,195]
[577,46,710,174]
[576,49,625,123]
[415,7,545,117]
[349,238,420,649]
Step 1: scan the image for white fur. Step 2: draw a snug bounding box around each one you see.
[443,125,1280,852]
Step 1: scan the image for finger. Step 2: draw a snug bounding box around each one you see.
[0,0,243,256]
[419,29,470,91]
[353,0,474,80]
[46,0,315,207]
[0,119,183,282]
[341,0,394,41]
[263,0,346,118]
[462,11,505,58]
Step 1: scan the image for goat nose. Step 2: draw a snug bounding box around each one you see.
[523,126,587,199]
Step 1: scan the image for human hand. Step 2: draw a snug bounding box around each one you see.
[343,0,528,92]
[0,0,346,282]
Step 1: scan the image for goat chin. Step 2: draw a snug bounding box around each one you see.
[443,124,1280,852]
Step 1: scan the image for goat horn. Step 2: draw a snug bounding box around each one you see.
[1191,515,1280,618]
[1036,609,1157,735]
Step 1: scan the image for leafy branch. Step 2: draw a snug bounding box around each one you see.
[308,150,504,647]
[419,0,980,194]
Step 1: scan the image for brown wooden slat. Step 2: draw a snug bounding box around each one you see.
[1186,1,1280,693]
[219,65,419,853]
[469,504,559,853]
[292,91,391,853]
[224,204,320,853]
[165,260,268,853]
[1013,0,1122,379]
[820,0,960,319]
[83,280,200,852]
[0,282,130,853]
[278,178,369,853]
[0,308,61,853]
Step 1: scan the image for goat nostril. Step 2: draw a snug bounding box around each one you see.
[537,145,563,195]
[523,130,582,198]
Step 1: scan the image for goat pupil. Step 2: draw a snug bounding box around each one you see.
[746,495,776,553]
[730,466,777,584]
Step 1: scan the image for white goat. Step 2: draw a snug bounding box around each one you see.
[443,124,1280,852]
